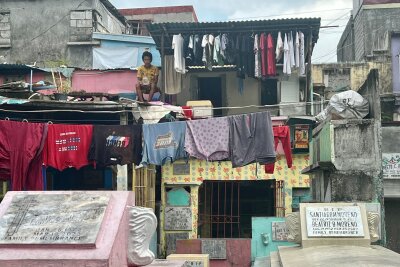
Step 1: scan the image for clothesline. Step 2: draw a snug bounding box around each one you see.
[0,100,329,114]
[0,111,285,191]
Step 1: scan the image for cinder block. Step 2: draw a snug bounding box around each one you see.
[85,10,92,20]
[70,11,85,20]
[0,22,10,31]
[70,19,77,27]
[77,19,92,28]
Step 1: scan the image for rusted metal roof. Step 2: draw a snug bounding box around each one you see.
[147,18,321,54]
[119,5,198,22]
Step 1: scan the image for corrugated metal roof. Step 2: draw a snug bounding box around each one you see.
[92,32,155,44]
[0,64,48,75]
[147,18,321,55]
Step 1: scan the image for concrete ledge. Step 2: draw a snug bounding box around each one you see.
[278,245,400,267]
[67,41,100,46]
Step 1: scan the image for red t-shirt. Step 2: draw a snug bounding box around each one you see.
[43,124,93,170]
[267,33,276,76]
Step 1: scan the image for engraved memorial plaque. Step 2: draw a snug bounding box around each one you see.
[272,221,289,241]
[164,207,192,231]
[306,206,364,237]
[0,193,109,245]
[185,261,204,267]
[201,239,226,259]
[173,163,191,175]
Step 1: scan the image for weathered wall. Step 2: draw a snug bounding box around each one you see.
[332,120,381,171]
[329,171,377,202]
[391,34,400,93]
[0,0,126,68]
[381,126,400,198]
[160,155,310,254]
[177,71,260,116]
[382,126,400,152]
[312,62,392,95]
[337,18,355,62]
[93,0,125,34]
[354,7,400,61]
[0,0,91,66]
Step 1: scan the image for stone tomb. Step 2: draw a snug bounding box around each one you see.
[273,202,400,267]
[0,191,157,267]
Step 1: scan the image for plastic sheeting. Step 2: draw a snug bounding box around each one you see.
[93,47,138,70]
[316,90,369,121]
[132,102,183,124]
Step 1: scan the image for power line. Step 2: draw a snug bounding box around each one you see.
[30,0,89,42]
[313,23,386,62]
[228,8,352,21]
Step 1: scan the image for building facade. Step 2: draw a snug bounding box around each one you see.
[334,0,400,252]
[147,18,321,259]
[0,0,127,68]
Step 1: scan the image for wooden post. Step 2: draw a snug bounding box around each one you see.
[161,32,165,102]
[117,111,128,191]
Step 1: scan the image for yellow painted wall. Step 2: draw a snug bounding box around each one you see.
[160,154,310,255]
[312,62,392,94]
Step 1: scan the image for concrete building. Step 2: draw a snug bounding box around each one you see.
[338,0,400,62]
[337,0,400,118]
[0,0,127,68]
[333,0,400,253]
[147,18,321,260]
[304,69,384,243]
[119,6,198,36]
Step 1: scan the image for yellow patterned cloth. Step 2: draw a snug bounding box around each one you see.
[137,65,159,86]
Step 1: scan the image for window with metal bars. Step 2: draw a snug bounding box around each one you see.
[198,180,278,238]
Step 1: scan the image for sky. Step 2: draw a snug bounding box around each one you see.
[109,0,354,63]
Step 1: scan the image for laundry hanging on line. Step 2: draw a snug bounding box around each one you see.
[171,30,306,77]
[0,110,278,191]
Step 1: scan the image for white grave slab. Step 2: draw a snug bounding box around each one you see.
[299,203,370,248]
[306,206,364,237]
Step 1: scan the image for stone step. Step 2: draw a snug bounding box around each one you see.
[270,251,282,267]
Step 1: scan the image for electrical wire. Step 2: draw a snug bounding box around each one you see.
[30,0,89,43]
[227,8,352,21]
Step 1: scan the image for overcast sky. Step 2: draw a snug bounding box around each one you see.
[109,0,353,63]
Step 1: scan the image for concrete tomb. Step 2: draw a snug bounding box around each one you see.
[276,202,400,267]
[0,191,157,267]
